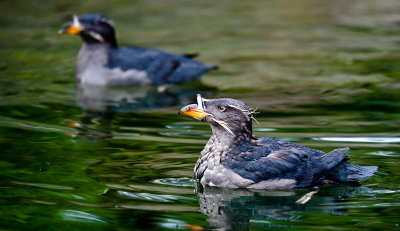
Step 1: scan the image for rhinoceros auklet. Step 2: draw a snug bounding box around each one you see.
[59,14,216,86]
[179,94,377,189]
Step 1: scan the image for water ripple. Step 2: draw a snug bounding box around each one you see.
[13,181,74,190]
[361,189,400,195]
[120,204,198,212]
[152,177,195,187]
[165,125,193,129]
[60,210,107,223]
[253,128,276,132]
[0,116,74,134]
[312,137,400,143]
[117,191,195,202]
[157,218,188,229]
[366,151,399,156]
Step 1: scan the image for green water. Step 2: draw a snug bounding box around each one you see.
[1,0,400,230]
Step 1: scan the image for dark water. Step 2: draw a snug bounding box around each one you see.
[1,0,400,230]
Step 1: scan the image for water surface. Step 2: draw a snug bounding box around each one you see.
[1,0,400,230]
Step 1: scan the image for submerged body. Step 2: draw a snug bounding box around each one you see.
[180,95,377,189]
[60,14,215,86]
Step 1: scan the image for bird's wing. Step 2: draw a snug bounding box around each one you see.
[226,139,349,187]
[108,47,214,84]
[107,47,178,84]
[226,147,308,184]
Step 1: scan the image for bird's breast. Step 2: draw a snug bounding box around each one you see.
[195,147,254,188]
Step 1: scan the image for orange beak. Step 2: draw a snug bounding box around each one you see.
[58,15,82,35]
[179,104,207,120]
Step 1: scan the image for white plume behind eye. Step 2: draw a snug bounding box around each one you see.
[197,94,203,110]
[211,118,234,135]
[88,31,105,43]
[73,14,81,27]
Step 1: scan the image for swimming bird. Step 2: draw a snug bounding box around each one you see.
[59,14,216,86]
[179,95,377,189]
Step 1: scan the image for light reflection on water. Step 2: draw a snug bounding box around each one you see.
[152,177,195,187]
[60,210,107,224]
[116,190,196,203]
[313,137,400,143]
[366,151,398,157]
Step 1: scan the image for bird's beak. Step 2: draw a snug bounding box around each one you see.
[58,15,82,35]
[179,94,208,120]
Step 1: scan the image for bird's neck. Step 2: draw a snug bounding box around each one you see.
[203,130,253,159]
[210,124,253,144]
[77,43,111,68]
[75,43,114,84]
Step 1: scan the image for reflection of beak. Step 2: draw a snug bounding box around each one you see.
[179,94,207,120]
[58,15,82,34]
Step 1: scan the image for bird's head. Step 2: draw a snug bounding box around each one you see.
[180,94,257,140]
[59,13,117,47]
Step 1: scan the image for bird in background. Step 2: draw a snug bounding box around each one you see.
[59,14,216,86]
[179,94,377,189]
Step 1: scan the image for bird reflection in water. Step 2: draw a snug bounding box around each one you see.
[196,183,371,230]
[66,82,214,140]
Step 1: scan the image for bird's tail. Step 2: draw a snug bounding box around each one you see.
[320,147,349,170]
[327,162,377,183]
[206,64,218,71]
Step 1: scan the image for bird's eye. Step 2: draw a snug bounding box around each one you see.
[218,106,226,112]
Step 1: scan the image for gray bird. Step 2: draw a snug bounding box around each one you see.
[59,14,216,86]
[179,94,377,189]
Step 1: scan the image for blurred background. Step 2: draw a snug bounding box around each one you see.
[0,0,399,230]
